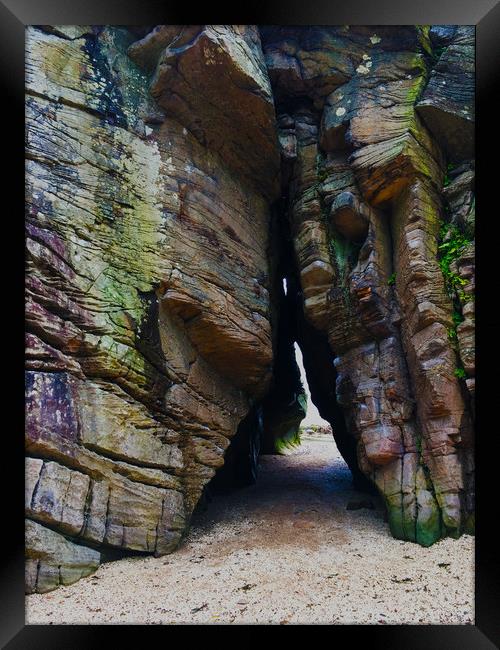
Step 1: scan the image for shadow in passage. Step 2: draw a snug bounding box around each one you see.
[188,280,384,544]
[189,431,384,546]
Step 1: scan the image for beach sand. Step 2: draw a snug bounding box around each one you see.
[26,435,474,625]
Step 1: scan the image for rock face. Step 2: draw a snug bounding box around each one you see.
[25,25,277,591]
[260,25,475,545]
[416,27,474,162]
[25,24,475,592]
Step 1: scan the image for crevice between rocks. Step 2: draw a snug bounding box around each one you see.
[200,174,372,501]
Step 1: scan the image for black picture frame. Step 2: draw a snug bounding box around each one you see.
[3,0,499,646]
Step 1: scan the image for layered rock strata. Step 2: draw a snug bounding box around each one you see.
[25,24,475,592]
[260,25,474,544]
[25,25,278,591]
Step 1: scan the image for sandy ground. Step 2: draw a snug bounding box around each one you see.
[26,435,474,625]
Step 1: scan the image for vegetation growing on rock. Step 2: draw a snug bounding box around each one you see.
[25,23,475,593]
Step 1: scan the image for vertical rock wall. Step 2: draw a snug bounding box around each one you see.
[25,25,279,592]
[261,25,474,545]
[25,24,475,592]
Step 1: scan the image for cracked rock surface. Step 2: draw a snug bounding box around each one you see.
[25,24,474,593]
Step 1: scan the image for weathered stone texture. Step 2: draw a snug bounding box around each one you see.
[139,25,280,200]
[25,24,277,591]
[25,519,101,593]
[261,25,474,545]
[25,24,474,591]
[417,27,475,162]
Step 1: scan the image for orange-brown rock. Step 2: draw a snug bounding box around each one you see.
[25,25,277,592]
[263,25,474,545]
[25,24,475,592]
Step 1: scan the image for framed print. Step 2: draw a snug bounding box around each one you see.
[2,0,499,645]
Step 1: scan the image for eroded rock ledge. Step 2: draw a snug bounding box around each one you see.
[25,24,474,592]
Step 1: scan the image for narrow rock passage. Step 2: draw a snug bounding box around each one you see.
[26,435,474,625]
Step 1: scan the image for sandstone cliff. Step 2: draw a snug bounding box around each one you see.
[25,24,474,592]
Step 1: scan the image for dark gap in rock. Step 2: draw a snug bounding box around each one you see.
[200,197,306,498]
[272,187,375,494]
[99,545,150,562]
[136,289,173,412]
[201,147,378,503]
[206,404,264,495]
[275,95,318,117]
[260,197,306,455]
[293,296,376,495]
